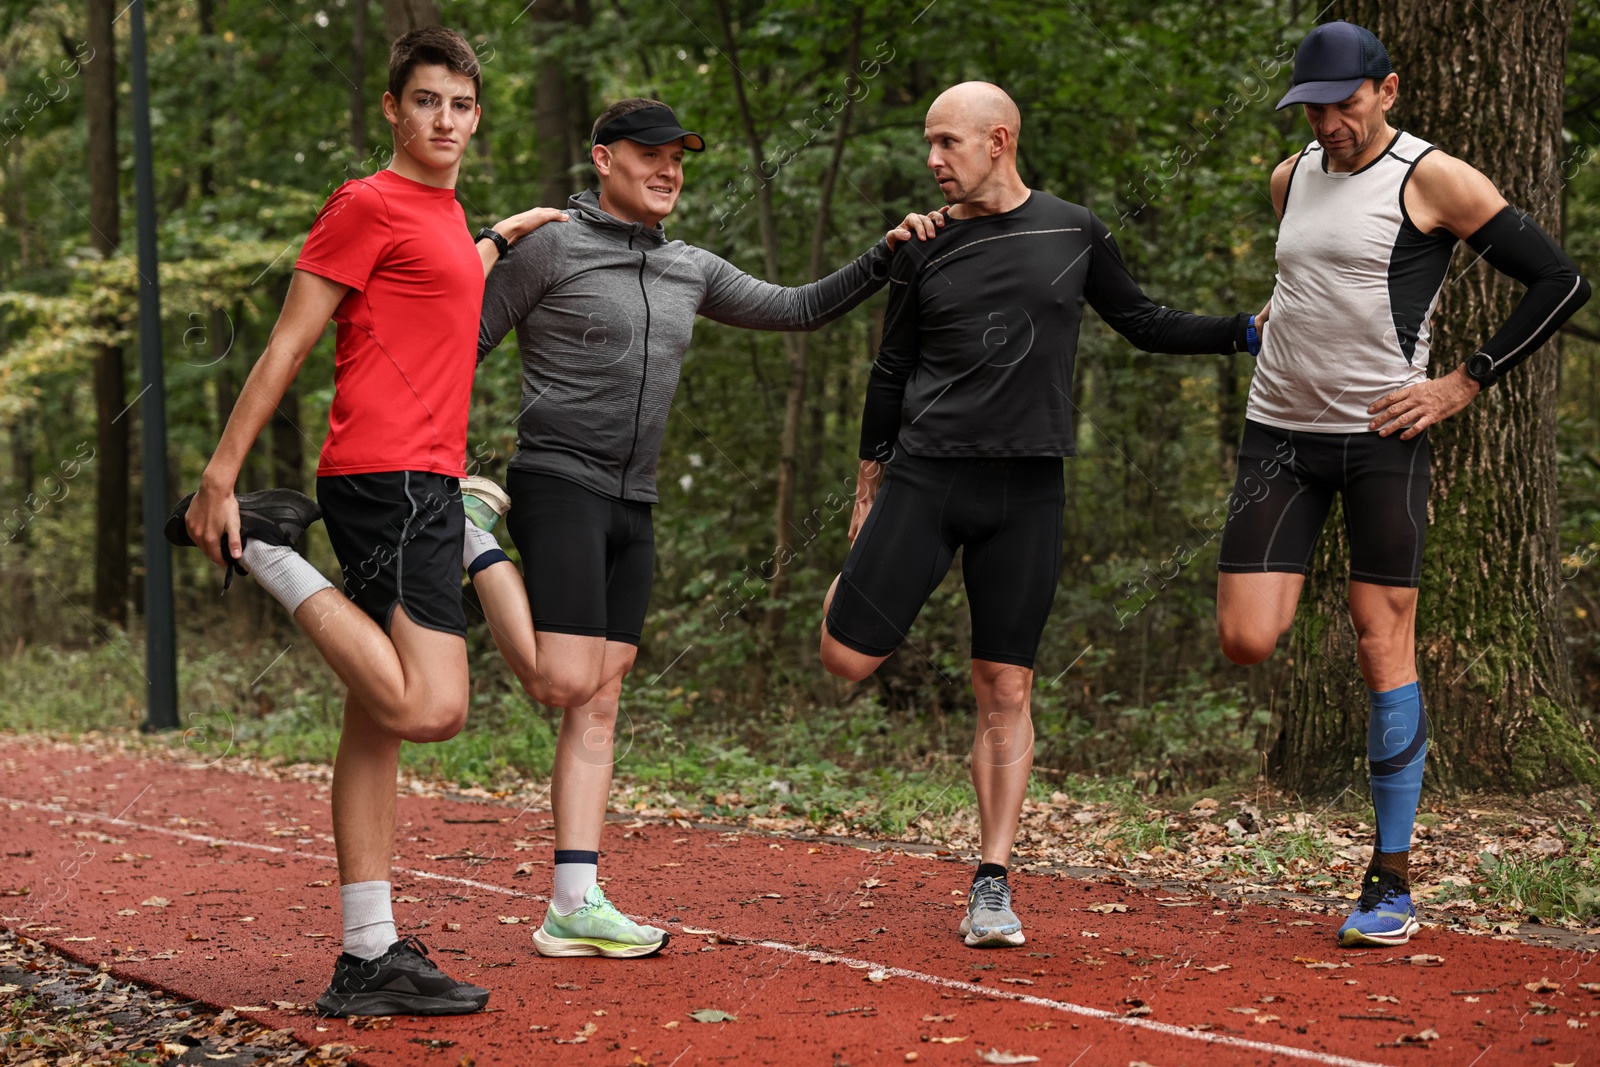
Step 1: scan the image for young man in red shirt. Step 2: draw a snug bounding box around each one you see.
[169,27,562,1015]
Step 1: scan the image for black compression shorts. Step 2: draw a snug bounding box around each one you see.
[824,453,1064,669]
[1217,420,1429,588]
[317,471,468,637]
[504,470,655,645]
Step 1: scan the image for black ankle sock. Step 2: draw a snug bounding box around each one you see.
[974,862,1007,883]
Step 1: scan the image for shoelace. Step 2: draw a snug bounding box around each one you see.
[971,877,1011,913]
[582,891,628,922]
[393,935,440,970]
[1355,871,1404,913]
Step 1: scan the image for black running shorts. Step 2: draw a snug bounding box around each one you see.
[824,453,1064,669]
[1217,420,1429,588]
[317,471,468,637]
[504,470,655,645]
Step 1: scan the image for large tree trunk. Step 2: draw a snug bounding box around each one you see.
[529,0,593,209]
[381,0,438,40]
[1276,0,1597,795]
[87,0,129,625]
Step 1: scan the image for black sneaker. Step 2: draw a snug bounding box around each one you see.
[165,488,322,588]
[314,936,489,1017]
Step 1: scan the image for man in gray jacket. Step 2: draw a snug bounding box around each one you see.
[473,98,936,958]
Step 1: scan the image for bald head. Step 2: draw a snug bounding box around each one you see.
[924,82,1027,213]
[927,82,1021,149]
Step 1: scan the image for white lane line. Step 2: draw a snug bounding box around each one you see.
[0,797,535,902]
[4,797,1394,1067]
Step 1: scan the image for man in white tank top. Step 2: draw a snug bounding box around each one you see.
[1214,21,1589,948]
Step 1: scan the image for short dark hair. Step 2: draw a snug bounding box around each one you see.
[388,26,481,103]
[591,98,672,144]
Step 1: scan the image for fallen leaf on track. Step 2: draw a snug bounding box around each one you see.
[1086,903,1127,914]
[139,896,170,908]
[866,969,888,983]
[925,1035,966,1044]
[977,1049,1039,1064]
[999,978,1033,986]
[922,1014,955,1022]
[554,1021,597,1044]
[1525,977,1561,993]
[1202,964,1230,973]
[688,1009,737,1023]
[1368,994,1399,1004]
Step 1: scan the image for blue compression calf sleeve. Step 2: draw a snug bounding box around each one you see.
[1367,681,1428,854]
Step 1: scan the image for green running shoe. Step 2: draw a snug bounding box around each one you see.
[460,475,511,532]
[531,885,670,959]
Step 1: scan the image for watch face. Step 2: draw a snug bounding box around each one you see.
[1467,354,1494,379]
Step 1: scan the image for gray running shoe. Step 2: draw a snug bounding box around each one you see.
[959,875,1024,947]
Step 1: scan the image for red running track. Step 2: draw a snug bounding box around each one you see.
[2,737,1597,1066]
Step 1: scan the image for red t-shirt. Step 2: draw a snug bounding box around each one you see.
[296,169,484,478]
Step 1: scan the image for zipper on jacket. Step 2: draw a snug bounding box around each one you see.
[618,235,651,496]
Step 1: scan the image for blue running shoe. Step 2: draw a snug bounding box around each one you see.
[1337,868,1419,947]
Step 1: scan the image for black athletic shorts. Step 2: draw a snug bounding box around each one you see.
[317,471,468,637]
[824,452,1064,669]
[504,470,655,645]
[1217,419,1429,588]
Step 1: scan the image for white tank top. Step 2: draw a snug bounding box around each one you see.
[1247,131,1458,432]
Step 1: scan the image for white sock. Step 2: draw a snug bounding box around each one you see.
[340,880,397,960]
[552,856,598,916]
[240,540,333,615]
[462,522,503,573]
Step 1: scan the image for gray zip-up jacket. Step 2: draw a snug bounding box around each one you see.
[479,190,893,503]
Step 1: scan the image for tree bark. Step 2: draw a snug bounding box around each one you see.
[87,0,128,626]
[381,0,438,40]
[348,0,369,165]
[1277,0,1598,795]
[531,0,577,209]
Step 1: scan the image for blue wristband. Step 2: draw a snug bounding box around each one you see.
[1245,314,1261,357]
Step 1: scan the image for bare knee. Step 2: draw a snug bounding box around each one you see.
[972,662,1032,714]
[394,695,469,744]
[1218,619,1279,666]
[820,631,881,682]
[523,666,605,710]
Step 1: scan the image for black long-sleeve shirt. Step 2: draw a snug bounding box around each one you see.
[859,191,1252,461]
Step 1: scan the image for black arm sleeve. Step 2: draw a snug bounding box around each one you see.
[1465,206,1592,386]
[857,250,923,462]
[1083,214,1252,355]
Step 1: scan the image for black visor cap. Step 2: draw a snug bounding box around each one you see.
[593,105,706,152]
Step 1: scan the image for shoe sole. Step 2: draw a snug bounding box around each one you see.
[532,927,670,959]
[460,477,511,531]
[1338,916,1420,948]
[313,989,489,1017]
[958,915,1025,947]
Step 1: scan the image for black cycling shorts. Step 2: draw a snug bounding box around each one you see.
[317,471,468,637]
[1217,419,1429,588]
[824,452,1064,669]
[504,470,655,645]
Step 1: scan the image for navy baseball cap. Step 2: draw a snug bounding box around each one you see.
[1275,21,1393,110]
[592,105,705,152]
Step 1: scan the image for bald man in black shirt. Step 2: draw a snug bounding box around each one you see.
[820,82,1259,947]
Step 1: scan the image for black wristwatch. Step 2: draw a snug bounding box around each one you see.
[476,226,509,259]
[1464,351,1497,389]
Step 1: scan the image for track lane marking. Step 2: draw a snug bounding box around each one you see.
[3,796,1395,1067]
